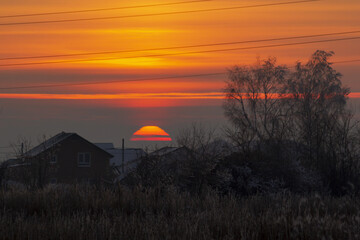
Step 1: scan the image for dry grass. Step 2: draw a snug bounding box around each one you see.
[0,185,359,240]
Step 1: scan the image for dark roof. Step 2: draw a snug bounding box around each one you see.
[150,146,189,157]
[24,132,113,158]
[2,158,31,168]
[150,147,179,156]
[94,143,114,150]
[24,132,74,157]
[2,158,21,166]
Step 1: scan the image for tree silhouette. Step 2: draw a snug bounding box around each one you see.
[224,50,360,195]
[223,57,291,150]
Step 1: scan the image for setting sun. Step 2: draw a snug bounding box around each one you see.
[131,126,172,141]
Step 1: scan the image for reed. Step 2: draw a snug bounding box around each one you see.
[0,185,359,240]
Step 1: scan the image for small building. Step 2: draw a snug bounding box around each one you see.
[95,143,145,179]
[6,132,113,186]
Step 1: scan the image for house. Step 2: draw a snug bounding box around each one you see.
[95,143,145,179]
[150,146,189,160]
[5,132,113,186]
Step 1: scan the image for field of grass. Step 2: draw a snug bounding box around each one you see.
[0,186,359,239]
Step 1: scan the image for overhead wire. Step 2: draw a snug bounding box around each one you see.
[0,0,357,91]
[0,0,212,19]
[1,35,359,67]
[0,58,359,91]
[0,73,226,90]
[1,30,359,61]
[0,0,319,26]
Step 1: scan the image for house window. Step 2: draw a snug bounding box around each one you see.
[78,152,91,167]
[50,155,57,164]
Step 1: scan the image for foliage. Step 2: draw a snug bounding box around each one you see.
[176,123,225,194]
[212,147,323,195]
[0,161,8,187]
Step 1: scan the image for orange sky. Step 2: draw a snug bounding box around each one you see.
[1,0,360,104]
[1,92,360,101]
[0,0,360,150]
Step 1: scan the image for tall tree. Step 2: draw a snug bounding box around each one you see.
[287,50,350,163]
[223,57,290,149]
[224,50,359,194]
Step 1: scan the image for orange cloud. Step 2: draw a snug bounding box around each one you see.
[1,92,359,102]
[349,92,360,98]
[83,80,224,93]
[0,92,224,100]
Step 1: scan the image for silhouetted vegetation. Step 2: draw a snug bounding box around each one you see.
[1,186,360,240]
[222,50,360,195]
[5,136,59,189]
[0,161,8,187]
[122,51,360,196]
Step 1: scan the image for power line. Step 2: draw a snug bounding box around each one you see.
[1,35,359,67]
[0,0,319,26]
[0,59,359,91]
[0,0,211,19]
[2,30,359,61]
[0,72,225,90]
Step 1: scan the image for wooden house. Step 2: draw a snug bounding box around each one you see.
[6,132,113,186]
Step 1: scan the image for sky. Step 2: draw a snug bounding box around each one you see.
[0,0,360,158]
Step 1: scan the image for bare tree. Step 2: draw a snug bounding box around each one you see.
[9,137,34,188]
[10,135,58,189]
[285,51,359,193]
[287,51,349,160]
[223,50,360,194]
[223,57,291,151]
[176,123,225,194]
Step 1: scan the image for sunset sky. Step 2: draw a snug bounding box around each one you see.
[0,0,360,157]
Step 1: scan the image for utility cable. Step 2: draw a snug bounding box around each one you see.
[1,29,359,61]
[0,0,319,26]
[0,1,211,19]
[0,35,359,67]
[0,58,359,90]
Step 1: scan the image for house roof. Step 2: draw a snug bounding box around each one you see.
[94,143,114,150]
[25,132,74,157]
[2,158,22,167]
[150,147,179,156]
[24,132,113,158]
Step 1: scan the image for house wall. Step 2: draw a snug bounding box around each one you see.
[48,134,111,184]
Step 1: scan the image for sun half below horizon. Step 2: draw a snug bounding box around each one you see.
[131,126,172,141]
